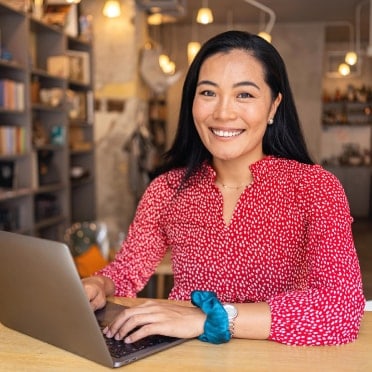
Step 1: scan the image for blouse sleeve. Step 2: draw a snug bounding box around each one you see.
[267,167,365,345]
[96,174,173,297]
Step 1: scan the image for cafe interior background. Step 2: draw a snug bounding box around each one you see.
[1,0,372,297]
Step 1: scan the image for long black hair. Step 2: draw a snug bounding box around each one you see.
[161,30,313,181]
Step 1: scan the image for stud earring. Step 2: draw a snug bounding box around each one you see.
[268,118,274,125]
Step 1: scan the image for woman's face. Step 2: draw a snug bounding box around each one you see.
[192,49,282,164]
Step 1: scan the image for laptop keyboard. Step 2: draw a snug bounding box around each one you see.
[102,330,179,358]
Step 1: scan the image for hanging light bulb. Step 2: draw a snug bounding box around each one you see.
[187,41,201,64]
[103,0,121,18]
[345,51,358,66]
[258,31,272,43]
[147,13,163,25]
[196,0,214,24]
[159,54,170,70]
[244,1,276,44]
[338,63,351,76]
[158,54,176,75]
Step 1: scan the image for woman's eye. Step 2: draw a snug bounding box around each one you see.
[237,92,252,99]
[199,90,215,97]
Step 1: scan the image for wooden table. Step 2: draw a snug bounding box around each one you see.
[1,297,371,371]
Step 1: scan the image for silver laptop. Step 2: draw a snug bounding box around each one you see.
[0,231,186,368]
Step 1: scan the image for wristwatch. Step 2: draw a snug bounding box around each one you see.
[223,304,238,337]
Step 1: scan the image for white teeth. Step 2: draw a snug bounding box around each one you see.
[211,129,243,138]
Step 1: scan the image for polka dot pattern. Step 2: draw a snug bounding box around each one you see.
[98,156,365,345]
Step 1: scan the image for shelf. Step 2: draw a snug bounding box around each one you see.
[0,188,32,201]
[0,4,96,240]
[31,68,66,83]
[32,103,66,113]
[0,59,26,72]
[33,183,66,194]
[71,176,94,188]
[322,122,372,127]
[34,215,67,230]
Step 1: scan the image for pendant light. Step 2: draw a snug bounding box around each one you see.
[243,0,276,43]
[338,63,351,76]
[103,0,121,18]
[188,11,201,64]
[196,0,214,25]
[187,42,201,64]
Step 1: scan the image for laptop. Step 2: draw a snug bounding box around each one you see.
[0,231,186,368]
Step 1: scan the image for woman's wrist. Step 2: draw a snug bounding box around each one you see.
[191,290,231,344]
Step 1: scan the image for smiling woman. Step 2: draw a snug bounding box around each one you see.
[192,49,281,170]
[82,31,365,348]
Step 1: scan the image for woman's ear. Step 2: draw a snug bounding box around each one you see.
[270,92,282,118]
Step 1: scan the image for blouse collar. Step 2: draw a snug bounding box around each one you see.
[202,155,278,185]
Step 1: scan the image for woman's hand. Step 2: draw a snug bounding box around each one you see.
[103,300,206,343]
[82,275,115,310]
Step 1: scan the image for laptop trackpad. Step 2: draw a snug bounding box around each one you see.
[95,301,128,328]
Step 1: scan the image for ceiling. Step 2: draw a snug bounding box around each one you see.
[152,0,371,42]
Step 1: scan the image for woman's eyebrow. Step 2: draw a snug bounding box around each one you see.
[233,81,260,90]
[196,80,217,87]
[196,80,260,90]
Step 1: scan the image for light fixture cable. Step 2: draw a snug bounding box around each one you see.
[243,0,276,41]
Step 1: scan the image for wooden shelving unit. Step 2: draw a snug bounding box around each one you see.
[0,2,96,241]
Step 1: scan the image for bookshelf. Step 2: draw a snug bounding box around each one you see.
[0,2,96,241]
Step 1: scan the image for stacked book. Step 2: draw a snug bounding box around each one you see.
[0,126,26,155]
[0,79,25,111]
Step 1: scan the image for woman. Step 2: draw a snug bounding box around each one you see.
[83,31,365,346]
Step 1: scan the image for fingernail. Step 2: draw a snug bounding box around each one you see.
[103,326,108,334]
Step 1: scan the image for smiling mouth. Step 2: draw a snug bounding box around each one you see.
[211,129,244,138]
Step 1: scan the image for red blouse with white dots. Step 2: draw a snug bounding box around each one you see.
[98,156,365,345]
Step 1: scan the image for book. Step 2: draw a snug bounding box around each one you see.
[0,126,26,155]
[0,79,25,110]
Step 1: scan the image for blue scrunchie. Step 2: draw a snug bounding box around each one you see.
[191,290,230,344]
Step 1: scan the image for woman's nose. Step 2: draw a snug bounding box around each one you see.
[212,98,237,120]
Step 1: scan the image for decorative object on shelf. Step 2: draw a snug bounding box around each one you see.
[34,193,60,221]
[37,150,60,185]
[79,14,93,42]
[0,160,16,189]
[339,143,364,166]
[51,125,65,145]
[0,206,19,231]
[39,88,64,107]
[70,165,90,180]
[32,0,45,20]
[30,76,40,104]
[66,90,87,120]
[32,121,48,147]
[47,50,90,85]
[43,1,80,37]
